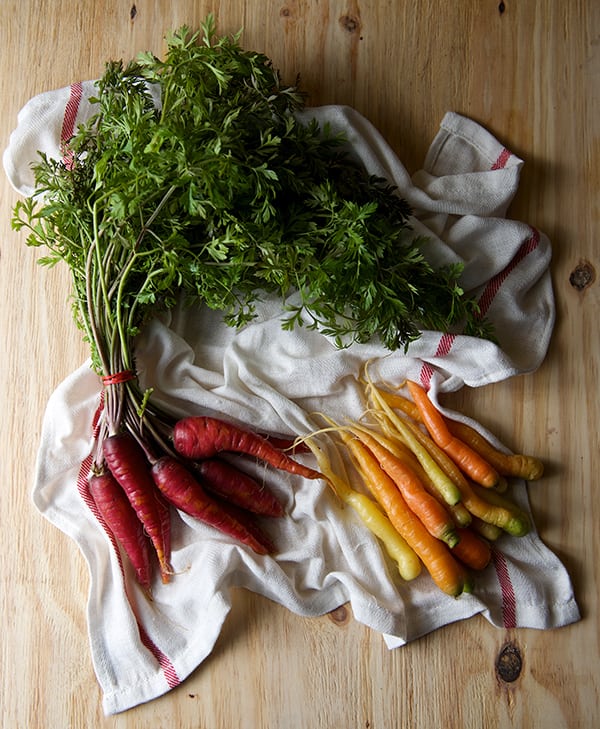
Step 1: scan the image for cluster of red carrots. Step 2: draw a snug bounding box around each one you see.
[305,372,544,597]
[87,415,320,591]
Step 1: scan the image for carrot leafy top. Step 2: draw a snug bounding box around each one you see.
[13,15,492,381]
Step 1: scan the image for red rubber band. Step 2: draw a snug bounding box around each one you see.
[102,369,135,386]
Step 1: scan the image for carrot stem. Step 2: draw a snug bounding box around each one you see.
[173,416,322,480]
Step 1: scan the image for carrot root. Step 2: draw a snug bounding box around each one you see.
[173,416,322,480]
[451,527,492,571]
[88,471,154,590]
[151,456,274,555]
[195,458,285,517]
[102,433,173,583]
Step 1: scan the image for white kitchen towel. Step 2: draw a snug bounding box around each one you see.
[4,82,580,715]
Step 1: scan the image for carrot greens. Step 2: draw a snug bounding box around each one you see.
[13,18,490,379]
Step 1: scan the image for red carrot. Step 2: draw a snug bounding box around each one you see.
[88,471,153,590]
[196,458,285,517]
[264,435,310,454]
[151,456,274,555]
[210,496,277,555]
[102,433,173,583]
[173,416,321,480]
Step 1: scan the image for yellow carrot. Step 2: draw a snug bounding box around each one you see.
[459,479,530,537]
[367,385,462,506]
[470,516,503,541]
[346,427,459,548]
[305,438,422,581]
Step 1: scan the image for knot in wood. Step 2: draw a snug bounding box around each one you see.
[328,605,350,625]
[496,641,523,683]
[569,259,596,291]
[339,15,361,34]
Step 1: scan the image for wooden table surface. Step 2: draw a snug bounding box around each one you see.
[1,2,598,727]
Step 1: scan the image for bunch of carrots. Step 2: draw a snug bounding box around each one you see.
[88,412,320,592]
[305,372,544,597]
[89,368,543,601]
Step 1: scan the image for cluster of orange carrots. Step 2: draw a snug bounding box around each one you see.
[306,372,544,597]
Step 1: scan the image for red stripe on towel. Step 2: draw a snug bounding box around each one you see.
[418,142,519,388]
[419,226,539,390]
[492,548,517,628]
[417,139,539,391]
[60,82,83,168]
[138,629,181,688]
[60,82,83,142]
[491,147,512,170]
[419,334,456,388]
[476,228,540,317]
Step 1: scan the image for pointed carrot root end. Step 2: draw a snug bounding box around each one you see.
[159,560,174,584]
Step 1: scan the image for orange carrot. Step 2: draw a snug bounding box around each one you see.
[376,387,421,420]
[451,527,492,570]
[348,427,459,548]
[445,419,544,480]
[344,434,469,596]
[376,384,544,481]
[406,380,500,488]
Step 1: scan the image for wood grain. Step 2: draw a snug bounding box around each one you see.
[1,1,598,727]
